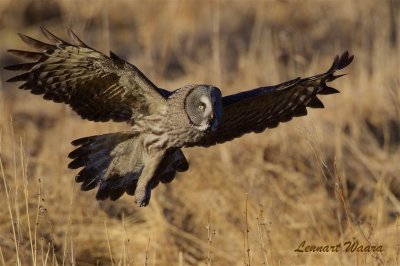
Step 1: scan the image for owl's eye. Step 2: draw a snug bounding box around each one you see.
[197,102,206,112]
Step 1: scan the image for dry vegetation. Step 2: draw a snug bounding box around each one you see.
[0,0,399,265]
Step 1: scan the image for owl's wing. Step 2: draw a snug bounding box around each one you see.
[191,52,354,147]
[5,27,167,123]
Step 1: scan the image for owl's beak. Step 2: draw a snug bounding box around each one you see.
[210,121,218,132]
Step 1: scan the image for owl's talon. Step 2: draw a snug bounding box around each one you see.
[135,183,151,207]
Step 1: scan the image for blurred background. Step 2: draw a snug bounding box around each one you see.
[0,0,399,265]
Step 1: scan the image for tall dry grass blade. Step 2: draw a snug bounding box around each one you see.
[0,245,5,266]
[50,223,58,266]
[40,237,44,266]
[104,222,114,266]
[212,0,221,86]
[396,216,400,266]
[70,239,75,266]
[20,137,36,266]
[122,213,126,266]
[144,237,150,266]
[333,158,355,234]
[334,176,345,265]
[0,134,20,266]
[244,194,250,266]
[101,0,110,55]
[246,1,265,73]
[34,178,42,266]
[178,251,183,266]
[152,237,156,266]
[62,182,76,266]
[9,117,21,266]
[0,128,2,155]
[44,242,51,266]
[256,207,269,266]
[206,210,213,266]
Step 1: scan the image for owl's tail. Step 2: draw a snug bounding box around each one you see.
[67,132,188,204]
[68,132,143,200]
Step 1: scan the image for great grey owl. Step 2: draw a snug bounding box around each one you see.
[5,28,354,207]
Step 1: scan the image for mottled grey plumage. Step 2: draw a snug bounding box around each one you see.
[5,28,354,207]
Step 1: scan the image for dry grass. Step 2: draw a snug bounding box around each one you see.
[0,0,399,265]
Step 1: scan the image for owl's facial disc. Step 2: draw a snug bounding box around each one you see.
[185,85,222,132]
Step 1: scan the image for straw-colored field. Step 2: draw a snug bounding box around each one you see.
[0,1,399,265]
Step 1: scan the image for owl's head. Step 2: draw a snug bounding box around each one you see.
[185,85,222,132]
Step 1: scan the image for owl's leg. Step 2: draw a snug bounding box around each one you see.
[135,151,165,207]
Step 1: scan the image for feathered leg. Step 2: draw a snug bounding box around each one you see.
[134,151,165,207]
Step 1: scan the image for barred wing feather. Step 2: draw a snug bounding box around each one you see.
[192,52,354,147]
[5,27,167,123]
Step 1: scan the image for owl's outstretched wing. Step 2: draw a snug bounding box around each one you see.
[5,27,167,122]
[191,52,354,147]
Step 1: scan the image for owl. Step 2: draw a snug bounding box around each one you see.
[5,28,354,207]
